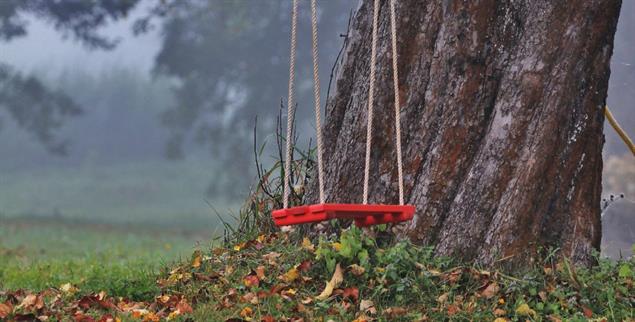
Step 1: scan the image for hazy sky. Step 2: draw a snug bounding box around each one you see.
[2,1,160,75]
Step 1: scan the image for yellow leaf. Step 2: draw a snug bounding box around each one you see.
[191,253,202,268]
[349,264,365,276]
[332,242,342,251]
[281,267,300,283]
[316,263,343,300]
[60,283,78,294]
[493,318,507,322]
[233,242,246,251]
[302,237,315,252]
[515,303,536,317]
[256,234,266,243]
[240,307,253,320]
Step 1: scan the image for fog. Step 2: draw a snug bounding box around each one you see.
[0,0,632,245]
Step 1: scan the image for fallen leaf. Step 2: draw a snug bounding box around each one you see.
[582,306,593,318]
[176,299,193,314]
[244,275,260,288]
[316,263,343,300]
[262,252,281,266]
[0,302,12,318]
[437,292,449,304]
[493,308,506,316]
[191,251,202,268]
[301,237,315,252]
[481,282,500,299]
[256,266,266,280]
[515,303,536,317]
[240,307,253,320]
[342,288,359,302]
[256,234,266,243]
[493,318,507,322]
[261,316,275,322]
[359,299,375,314]
[242,292,259,304]
[298,260,312,273]
[60,283,79,294]
[281,288,297,300]
[349,264,365,276]
[233,242,246,252]
[447,304,460,316]
[281,267,300,283]
[384,307,407,318]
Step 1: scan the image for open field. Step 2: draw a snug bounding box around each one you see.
[0,159,240,229]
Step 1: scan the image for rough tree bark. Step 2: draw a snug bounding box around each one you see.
[306,0,622,267]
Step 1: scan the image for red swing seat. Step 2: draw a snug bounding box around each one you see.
[273,203,415,227]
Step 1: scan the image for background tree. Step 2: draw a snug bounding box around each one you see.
[0,0,140,153]
[306,0,622,267]
[136,1,352,194]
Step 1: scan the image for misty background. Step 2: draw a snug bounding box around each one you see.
[0,1,632,254]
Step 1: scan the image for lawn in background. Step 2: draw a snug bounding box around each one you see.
[0,218,213,300]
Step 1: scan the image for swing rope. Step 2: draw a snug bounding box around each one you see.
[389,0,405,205]
[363,0,405,205]
[311,0,326,204]
[284,0,406,209]
[605,105,635,156]
[283,0,298,209]
[284,0,326,208]
[362,0,379,205]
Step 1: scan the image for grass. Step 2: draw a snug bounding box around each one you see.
[2,228,632,321]
[0,159,239,229]
[166,228,635,321]
[0,218,211,300]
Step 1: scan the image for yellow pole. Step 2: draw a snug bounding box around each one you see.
[604,105,635,156]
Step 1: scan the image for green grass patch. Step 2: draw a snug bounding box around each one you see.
[0,220,208,300]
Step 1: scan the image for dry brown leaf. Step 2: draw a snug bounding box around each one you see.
[437,292,449,304]
[493,308,506,316]
[384,307,407,318]
[316,263,343,300]
[0,302,12,318]
[176,299,193,314]
[359,299,375,315]
[481,282,500,299]
[447,304,460,316]
[256,266,266,280]
[262,252,281,266]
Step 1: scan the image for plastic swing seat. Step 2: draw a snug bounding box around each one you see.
[273,203,415,227]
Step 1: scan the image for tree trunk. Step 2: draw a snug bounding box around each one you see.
[307,0,621,267]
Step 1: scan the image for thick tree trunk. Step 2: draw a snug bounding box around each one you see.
[307,0,621,267]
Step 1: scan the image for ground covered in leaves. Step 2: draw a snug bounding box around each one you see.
[1,227,633,321]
